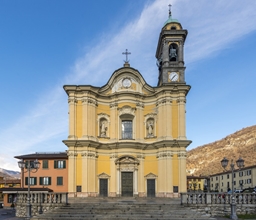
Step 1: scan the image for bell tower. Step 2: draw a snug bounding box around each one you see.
[156,5,188,86]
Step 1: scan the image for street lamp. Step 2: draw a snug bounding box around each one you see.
[18,159,40,218]
[221,157,244,220]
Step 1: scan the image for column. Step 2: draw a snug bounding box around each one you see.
[68,98,77,139]
[116,168,120,197]
[134,169,138,196]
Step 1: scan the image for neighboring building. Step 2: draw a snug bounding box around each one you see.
[187,175,209,192]
[0,178,21,207]
[14,152,68,192]
[62,9,191,197]
[0,178,20,188]
[0,152,68,207]
[210,165,256,192]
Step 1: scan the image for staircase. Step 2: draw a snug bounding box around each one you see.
[32,197,216,220]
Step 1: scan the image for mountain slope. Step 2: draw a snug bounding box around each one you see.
[186,125,256,176]
[0,168,20,179]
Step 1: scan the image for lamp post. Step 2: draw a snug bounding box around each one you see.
[18,159,40,219]
[221,157,244,220]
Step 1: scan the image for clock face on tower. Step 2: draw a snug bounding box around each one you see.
[122,78,132,88]
[169,72,179,82]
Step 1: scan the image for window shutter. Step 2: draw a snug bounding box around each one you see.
[43,160,48,169]
[39,177,43,185]
[54,160,57,169]
[34,177,37,185]
[48,177,51,185]
[63,161,66,168]
[25,177,28,185]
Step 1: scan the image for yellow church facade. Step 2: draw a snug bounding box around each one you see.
[63,10,191,198]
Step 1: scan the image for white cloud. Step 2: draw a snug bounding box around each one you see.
[1,0,256,170]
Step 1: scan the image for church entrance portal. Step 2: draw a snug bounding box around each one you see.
[121,172,133,197]
[99,179,108,197]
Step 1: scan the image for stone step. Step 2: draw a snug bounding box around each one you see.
[31,198,216,220]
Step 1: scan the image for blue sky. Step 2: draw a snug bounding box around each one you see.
[1,0,256,171]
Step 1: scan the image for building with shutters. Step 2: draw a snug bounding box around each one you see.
[63,8,191,197]
[210,165,256,192]
[14,152,68,192]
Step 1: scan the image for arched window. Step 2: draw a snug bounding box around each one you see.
[171,26,176,30]
[118,106,136,140]
[169,43,178,61]
[120,114,134,139]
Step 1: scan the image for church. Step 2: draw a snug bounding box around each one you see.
[63,8,191,198]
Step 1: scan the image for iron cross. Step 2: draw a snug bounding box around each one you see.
[168,4,172,16]
[122,49,131,63]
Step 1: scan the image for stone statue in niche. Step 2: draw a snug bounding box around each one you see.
[100,120,107,137]
[146,119,154,137]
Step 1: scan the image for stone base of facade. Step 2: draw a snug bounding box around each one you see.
[68,192,98,197]
[109,192,116,197]
[138,192,146,197]
[156,192,180,198]
[69,192,181,198]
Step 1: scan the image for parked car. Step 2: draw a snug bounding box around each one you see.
[234,189,242,193]
[241,188,256,193]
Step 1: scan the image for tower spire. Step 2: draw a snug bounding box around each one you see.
[168,4,172,17]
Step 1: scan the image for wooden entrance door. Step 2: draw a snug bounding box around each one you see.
[147,179,155,197]
[99,179,108,197]
[121,172,133,197]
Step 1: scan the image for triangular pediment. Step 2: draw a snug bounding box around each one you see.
[98,172,110,178]
[145,172,158,178]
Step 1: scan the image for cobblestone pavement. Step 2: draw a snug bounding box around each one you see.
[0,208,251,220]
[0,208,24,220]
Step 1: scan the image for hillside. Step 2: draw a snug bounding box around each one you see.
[0,168,20,179]
[186,125,256,176]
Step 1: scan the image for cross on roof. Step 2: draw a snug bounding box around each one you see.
[168,4,172,16]
[122,49,131,63]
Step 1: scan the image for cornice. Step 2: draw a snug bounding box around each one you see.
[62,139,192,150]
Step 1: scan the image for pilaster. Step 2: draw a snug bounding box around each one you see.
[110,102,118,140]
[68,98,77,139]
[178,151,187,192]
[178,97,186,140]
[67,151,77,196]
[81,98,88,138]
[136,101,144,141]
[110,153,118,197]
[137,153,145,197]
[81,151,88,195]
